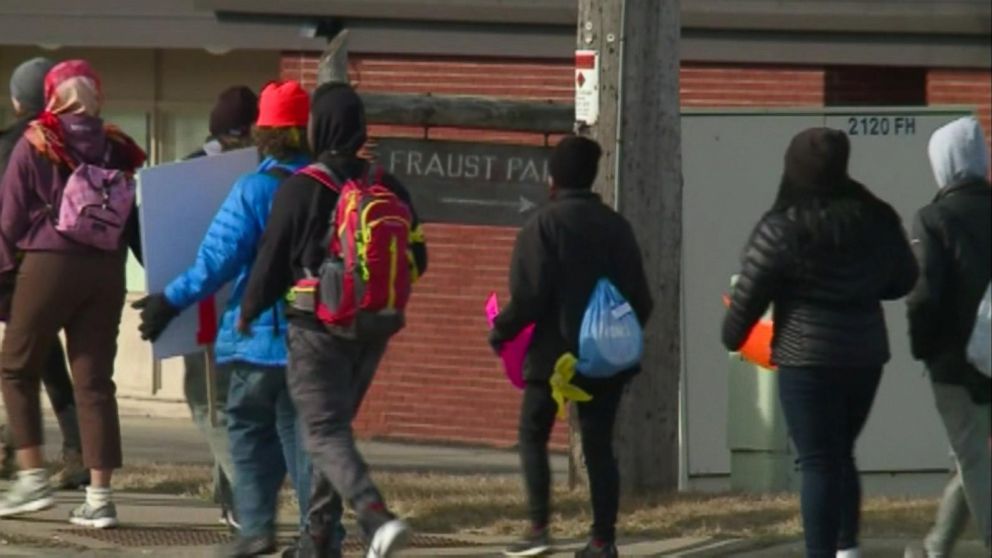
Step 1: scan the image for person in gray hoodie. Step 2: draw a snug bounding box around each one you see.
[906,116,991,557]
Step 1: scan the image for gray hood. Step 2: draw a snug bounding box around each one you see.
[927,116,988,190]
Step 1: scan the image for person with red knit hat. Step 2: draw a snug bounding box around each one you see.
[0,59,145,525]
[134,80,338,557]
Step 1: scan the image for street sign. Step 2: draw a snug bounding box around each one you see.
[575,49,599,125]
[375,138,550,227]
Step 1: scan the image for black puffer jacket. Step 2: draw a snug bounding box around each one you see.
[722,199,918,368]
[907,180,991,401]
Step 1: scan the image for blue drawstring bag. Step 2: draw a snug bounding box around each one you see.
[576,278,644,378]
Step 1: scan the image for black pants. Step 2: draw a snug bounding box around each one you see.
[519,376,625,543]
[777,365,882,558]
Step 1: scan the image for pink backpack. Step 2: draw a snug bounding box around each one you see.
[54,148,136,251]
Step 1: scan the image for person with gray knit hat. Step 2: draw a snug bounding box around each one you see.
[0,56,88,491]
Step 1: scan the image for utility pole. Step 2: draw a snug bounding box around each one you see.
[571,0,683,492]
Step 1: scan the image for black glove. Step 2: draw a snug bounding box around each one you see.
[132,293,180,342]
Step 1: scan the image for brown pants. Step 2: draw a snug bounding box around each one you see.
[1,251,126,469]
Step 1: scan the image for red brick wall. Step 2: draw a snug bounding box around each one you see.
[927,68,992,167]
[281,52,992,449]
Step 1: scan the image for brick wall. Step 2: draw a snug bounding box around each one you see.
[282,52,992,449]
[927,68,992,166]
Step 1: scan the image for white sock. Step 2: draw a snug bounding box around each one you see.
[17,468,48,485]
[85,486,112,509]
[837,548,860,558]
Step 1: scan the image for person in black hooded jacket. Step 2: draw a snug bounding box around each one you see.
[240,83,426,558]
[722,128,917,558]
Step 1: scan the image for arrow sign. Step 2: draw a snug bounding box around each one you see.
[374,138,550,227]
[441,195,537,214]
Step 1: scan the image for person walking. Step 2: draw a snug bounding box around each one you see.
[722,128,918,558]
[0,56,88,490]
[0,59,145,527]
[134,80,324,557]
[490,136,653,558]
[905,116,991,557]
[179,84,259,530]
[239,82,427,558]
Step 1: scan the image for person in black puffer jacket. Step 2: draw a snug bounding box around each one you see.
[722,128,918,558]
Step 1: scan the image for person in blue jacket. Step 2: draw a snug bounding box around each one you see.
[134,81,339,558]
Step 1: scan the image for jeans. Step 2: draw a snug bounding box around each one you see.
[925,468,971,556]
[928,382,991,549]
[184,352,234,511]
[777,365,882,558]
[226,363,311,539]
[519,376,626,543]
[285,325,387,537]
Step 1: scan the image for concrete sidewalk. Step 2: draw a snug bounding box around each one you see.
[0,487,740,557]
[1,487,988,556]
[37,414,567,477]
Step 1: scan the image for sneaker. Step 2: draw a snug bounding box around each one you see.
[903,544,941,558]
[575,539,618,558]
[360,505,411,558]
[69,501,119,529]
[51,449,90,490]
[503,526,551,557]
[0,471,55,518]
[219,534,277,557]
[219,506,241,532]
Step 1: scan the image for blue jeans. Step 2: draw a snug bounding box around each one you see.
[225,363,312,539]
[184,353,234,511]
[777,365,882,558]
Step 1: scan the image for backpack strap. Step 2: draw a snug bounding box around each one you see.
[297,163,343,193]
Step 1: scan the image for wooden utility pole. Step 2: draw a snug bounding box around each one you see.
[571,0,683,492]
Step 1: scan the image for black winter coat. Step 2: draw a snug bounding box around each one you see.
[492,190,653,382]
[906,180,991,403]
[722,198,918,368]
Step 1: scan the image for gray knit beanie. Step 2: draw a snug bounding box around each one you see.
[10,57,55,114]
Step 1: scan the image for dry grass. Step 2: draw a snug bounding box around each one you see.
[111,462,953,541]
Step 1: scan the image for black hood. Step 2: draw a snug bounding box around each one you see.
[310,83,367,157]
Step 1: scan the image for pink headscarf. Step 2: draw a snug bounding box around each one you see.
[43,59,103,116]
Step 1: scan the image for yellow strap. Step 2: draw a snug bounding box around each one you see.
[550,353,593,419]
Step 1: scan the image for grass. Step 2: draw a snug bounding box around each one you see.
[111,461,966,542]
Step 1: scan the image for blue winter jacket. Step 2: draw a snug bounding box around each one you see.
[164,155,309,367]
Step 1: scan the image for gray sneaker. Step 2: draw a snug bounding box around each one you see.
[69,501,118,529]
[0,471,55,517]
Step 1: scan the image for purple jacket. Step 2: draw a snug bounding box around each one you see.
[0,114,141,274]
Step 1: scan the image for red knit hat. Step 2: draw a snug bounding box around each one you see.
[256,80,309,127]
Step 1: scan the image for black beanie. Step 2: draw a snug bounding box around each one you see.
[550,135,602,190]
[209,86,259,138]
[783,127,850,192]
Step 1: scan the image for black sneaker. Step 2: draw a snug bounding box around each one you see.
[575,539,618,558]
[219,534,277,557]
[359,504,411,558]
[503,527,551,557]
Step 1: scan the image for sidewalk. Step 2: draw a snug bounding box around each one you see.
[0,487,741,557]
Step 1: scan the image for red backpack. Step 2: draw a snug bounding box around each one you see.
[292,163,415,339]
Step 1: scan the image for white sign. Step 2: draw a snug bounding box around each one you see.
[575,49,600,125]
[138,147,259,360]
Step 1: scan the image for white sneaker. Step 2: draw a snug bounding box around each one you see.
[366,518,411,558]
[0,471,54,518]
[69,501,119,529]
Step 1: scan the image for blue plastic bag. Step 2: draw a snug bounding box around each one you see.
[576,278,644,378]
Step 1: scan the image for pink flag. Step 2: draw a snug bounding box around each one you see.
[485,292,532,390]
